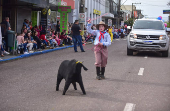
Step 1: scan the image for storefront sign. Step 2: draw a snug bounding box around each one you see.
[48,9,51,15]
[58,6,71,32]
[58,0,75,9]
[93,9,101,15]
[163,10,170,14]
[134,11,138,18]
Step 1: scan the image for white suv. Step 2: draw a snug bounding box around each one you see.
[127,19,169,57]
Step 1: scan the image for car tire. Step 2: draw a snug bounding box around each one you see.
[162,49,169,57]
[127,47,133,56]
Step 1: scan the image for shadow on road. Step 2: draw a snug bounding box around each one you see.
[133,51,169,58]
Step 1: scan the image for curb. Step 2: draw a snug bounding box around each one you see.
[0,45,74,62]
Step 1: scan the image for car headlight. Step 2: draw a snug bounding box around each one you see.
[130,33,137,39]
[159,35,166,40]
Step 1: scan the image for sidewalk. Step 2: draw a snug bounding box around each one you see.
[0,45,74,62]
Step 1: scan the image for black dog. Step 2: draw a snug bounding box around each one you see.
[56,59,88,95]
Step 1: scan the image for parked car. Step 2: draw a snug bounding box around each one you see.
[127,19,169,57]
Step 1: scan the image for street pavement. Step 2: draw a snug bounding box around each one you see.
[0,38,170,111]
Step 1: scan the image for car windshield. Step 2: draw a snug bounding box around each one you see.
[133,20,164,30]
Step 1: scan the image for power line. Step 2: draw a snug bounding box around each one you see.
[141,2,168,6]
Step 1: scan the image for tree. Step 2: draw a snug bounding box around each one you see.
[167,1,170,6]
[124,18,134,26]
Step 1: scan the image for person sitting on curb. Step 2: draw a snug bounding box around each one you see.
[39,31,50,48]
[17,32,29,54]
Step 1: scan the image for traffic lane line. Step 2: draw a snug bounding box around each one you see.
[124,103,136,111]
[138,68,144,76]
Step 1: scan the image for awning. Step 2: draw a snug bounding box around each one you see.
[102,13,114,18]
[18,0,48,8]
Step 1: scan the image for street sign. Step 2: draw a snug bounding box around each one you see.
[79,13,85,23]
[163,10,170,14]
[108,19,112,26]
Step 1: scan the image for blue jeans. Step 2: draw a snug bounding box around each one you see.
[18,43,27,52]
[33,43,37,49]
[72,35,84,52]
[1,45,4,51]
[42,40,48,46]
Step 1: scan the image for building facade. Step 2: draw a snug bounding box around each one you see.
[72,0,118,26]
[0,0,59,33]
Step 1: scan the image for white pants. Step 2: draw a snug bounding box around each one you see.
[27,43,33,51]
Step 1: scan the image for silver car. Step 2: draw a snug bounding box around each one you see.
[127,19,169,57]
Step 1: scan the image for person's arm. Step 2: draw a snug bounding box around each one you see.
[86,20,97,36]
[21,37,25,44]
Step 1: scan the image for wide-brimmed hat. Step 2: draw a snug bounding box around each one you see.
[96,21,108,30]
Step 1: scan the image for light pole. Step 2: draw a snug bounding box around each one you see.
[132,3,141,20]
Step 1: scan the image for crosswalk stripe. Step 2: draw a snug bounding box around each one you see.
[138,68,144,76]
[124,103,136,111]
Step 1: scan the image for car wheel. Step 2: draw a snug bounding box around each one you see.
[162,49,169,57]
[127,47,133,56]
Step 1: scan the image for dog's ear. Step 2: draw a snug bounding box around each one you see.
[81,64,88,71]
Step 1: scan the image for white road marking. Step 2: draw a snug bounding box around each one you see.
[124,103,136,111]
[144,56,148,58]
[138,68,144,76]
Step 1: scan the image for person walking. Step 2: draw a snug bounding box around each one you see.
[71,20,85,52]
[87,20,111,80]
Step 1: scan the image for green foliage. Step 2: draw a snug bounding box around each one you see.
[125,18,134,26]
[167,22,170,28]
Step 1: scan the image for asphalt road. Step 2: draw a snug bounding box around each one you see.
[0,39,170,111]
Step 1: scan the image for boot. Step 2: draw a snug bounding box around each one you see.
[96,67,101,80]
[101,67,105,79]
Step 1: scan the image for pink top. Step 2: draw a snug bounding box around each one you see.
[17,35,24,45]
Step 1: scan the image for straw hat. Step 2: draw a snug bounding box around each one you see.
[96,21,108,30]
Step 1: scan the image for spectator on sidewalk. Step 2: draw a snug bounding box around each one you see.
[39,31,50,47]
[27,31,37,52]
[17,32,29,54]
[29,21,33,30]
[55,32,61,46]
[108,26,113,42]
[71,20,85,52]
[21,25,27,33]
[59,31,67,45]
[1,17,11,51]
[23,28,28,39]
[23,19,30,30]
[56,21,60,33]
[33,31,43,50]
[35,25,41,37]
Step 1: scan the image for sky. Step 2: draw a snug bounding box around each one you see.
[122,0,170,21]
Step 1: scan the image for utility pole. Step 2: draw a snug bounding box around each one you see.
[79,0,85,32]
[132,3,141,21]
[117,0,121,28]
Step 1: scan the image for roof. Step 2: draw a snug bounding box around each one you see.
[136,19,162,21]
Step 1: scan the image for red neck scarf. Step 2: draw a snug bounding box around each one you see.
[99,31,105,42]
